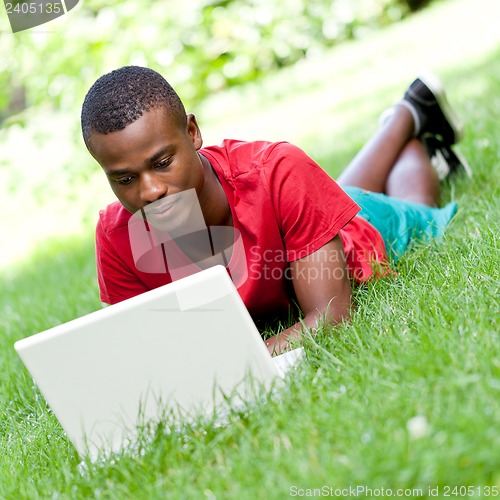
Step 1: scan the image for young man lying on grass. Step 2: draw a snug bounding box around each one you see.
[81,66,470,355]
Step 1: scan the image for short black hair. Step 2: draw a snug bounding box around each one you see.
[81,66,187,147]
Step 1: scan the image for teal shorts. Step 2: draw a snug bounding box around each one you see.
[343,186,458,261]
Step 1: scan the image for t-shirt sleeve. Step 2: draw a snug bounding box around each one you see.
[265,142,360,261]
[95,216,149,304]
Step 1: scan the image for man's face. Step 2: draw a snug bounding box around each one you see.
[88,107,205,215]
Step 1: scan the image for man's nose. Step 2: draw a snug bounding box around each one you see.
[139,173,167,204]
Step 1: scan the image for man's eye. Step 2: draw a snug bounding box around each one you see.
[155,158,172,169]
[117,176,134,185]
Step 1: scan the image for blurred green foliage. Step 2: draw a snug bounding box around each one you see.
[0,0,430,228]
[1,0,428,118]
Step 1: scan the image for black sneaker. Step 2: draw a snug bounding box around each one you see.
[423,135,472,180]
[402,72,464,145]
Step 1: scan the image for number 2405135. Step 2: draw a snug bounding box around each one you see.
[443,486,499,497]
[5,2,62,15]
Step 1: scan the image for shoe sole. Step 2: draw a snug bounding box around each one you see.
[450,145,473,178]
[424,133,473,179]
[417,70,464,144]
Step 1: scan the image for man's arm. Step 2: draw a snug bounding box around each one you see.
[264,235,352,355]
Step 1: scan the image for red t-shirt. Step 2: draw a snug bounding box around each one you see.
[96,141,388,318]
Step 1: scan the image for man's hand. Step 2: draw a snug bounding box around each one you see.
[265,235,352,356]
[264,333,294,356]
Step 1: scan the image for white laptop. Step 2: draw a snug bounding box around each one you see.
[14,265,303,460]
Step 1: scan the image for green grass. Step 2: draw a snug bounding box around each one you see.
[1,0,500,497]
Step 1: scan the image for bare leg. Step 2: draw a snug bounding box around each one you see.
[385,139,440,206]
[337,106,414,192]
[337,106,440,206]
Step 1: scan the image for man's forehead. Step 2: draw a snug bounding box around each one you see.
[89,108,182,157]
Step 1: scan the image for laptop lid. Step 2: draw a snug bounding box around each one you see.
[14,265,282,459]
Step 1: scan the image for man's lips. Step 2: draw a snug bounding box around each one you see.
[144,200,176,216]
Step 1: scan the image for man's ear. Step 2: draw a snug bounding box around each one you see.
[186,113,203,150]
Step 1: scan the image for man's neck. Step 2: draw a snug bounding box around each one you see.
[199,153,233,228]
